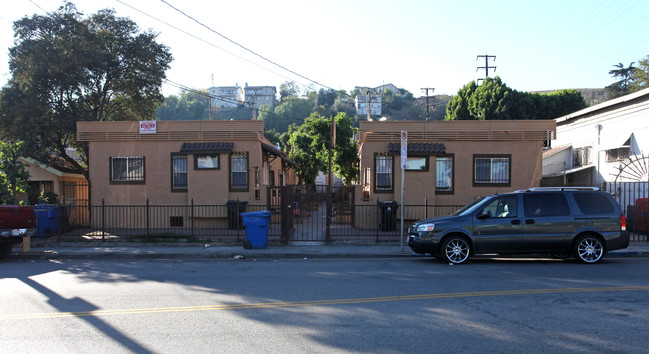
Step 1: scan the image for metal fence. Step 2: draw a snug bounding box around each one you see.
[604,182,649,242]
[40,191,647,243]
[42,200,464,243]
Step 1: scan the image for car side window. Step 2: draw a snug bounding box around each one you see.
[523,193,571,217]
[481,196,518,218]
[573,192,615,214]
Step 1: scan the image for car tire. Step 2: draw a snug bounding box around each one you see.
[440,236,471,264]
[573,235,604,264]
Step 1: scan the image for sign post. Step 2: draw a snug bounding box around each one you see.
[400,131,407,251]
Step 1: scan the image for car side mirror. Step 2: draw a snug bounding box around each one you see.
[477,210,492,220]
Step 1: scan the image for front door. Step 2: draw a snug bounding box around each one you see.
[472,195,523,252]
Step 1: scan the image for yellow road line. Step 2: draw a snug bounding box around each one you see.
[3,286,648,320]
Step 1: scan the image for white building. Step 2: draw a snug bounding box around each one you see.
[542,88,649,187]
[208,83,276,111]
[354,94,382,117]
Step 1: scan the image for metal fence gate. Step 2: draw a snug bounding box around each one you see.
[604,181,649,241]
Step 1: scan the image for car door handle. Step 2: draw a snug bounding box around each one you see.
[525,219,535,224]
[511,220,521,225]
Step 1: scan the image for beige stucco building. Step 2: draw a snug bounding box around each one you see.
[357,120,557,208]
[77,120,296,207]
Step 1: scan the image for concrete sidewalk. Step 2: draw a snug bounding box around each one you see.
[7,240,649,260]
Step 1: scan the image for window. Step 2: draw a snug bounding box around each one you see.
[170,216,183,227]
[110,156,144,183]
[195,154,219,169]
[230,152,248,190]
[172,155,188,190]
[606,147,630,162]
[474,155,510,186]
[375,153,393,192]
[482,196,518,218]
[523,193,571,217]
[574,192,615,214]
[404,156,428,171]
[574,147,591,167]
[436,156,454,193]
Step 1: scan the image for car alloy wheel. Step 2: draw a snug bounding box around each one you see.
[441,236,470,264]
[574,235,604,264]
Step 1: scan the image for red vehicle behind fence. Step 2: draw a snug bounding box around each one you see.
[633,198,649,234]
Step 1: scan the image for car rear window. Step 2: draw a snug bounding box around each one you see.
[523,193,571,217]
[573,192,615,214]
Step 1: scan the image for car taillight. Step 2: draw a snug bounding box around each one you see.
[621,214,627,231]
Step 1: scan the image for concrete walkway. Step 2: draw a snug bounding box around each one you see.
[6,240,649,261]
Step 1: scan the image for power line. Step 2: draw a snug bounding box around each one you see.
[157,0,337,92]
[115,0,314,92]
[163,79,309,123]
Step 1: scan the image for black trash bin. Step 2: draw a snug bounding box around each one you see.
[378,200,399,231]
[227,200,248,230]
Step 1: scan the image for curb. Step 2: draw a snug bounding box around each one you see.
[5,249,647,261]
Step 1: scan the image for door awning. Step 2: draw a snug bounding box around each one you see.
[180,142,233,153]
[388,142,446,155]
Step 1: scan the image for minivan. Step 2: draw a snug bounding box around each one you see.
[408,187,630,264]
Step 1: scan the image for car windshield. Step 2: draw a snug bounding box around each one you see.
[452,196,489,216]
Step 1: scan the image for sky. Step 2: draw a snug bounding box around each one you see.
[1,0,648,98]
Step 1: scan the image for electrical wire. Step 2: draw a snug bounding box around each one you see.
[157,0,337,92]
[163,79,311,123]
[114,0,314,91]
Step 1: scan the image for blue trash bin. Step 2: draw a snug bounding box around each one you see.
[241,210,272,249]
[34,204,59,237]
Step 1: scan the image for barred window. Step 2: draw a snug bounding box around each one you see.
[436,156,454,193]
[474,156,510,185]
[375,154,393,191]
[230,152,248,190]
[110,156,144,183]
[172,155,188,190]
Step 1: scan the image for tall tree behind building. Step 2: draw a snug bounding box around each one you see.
[0,3,172,179]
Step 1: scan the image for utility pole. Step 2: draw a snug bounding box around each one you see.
[476,55,496,83]
[209,74,214,120]
[421,87,435,121]
[366,90,372,121]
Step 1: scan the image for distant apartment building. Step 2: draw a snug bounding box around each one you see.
[208,83,276,112]
[242,84,277,110]
[355,94,382,117]
[208,85,243,110]
[353,83,402,118]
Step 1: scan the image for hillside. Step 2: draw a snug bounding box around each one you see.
[533,88,606,106]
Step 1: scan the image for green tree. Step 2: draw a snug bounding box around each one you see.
[445,81,478,120]
[263,97,312,133]
[279,81,300,101]
[284,113,358,185]
[446,77,586,120]
[157,90,209,120]
[631,55,649,92]
[0,3,172,179]
[0,141,31,205]
[606,62,637,98]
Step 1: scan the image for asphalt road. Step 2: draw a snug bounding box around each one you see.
[2,257,648,353]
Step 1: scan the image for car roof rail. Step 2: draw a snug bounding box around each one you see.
[518,187,600,192]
